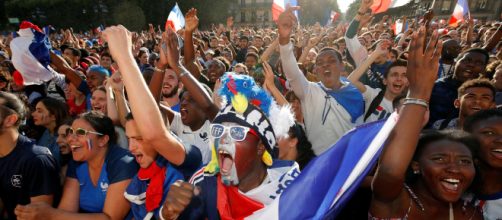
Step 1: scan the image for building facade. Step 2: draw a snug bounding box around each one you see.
[232,0,274,27]
[387,0,502,21]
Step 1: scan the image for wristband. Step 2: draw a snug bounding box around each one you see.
[357,11,366,16]
[402,98,429,109]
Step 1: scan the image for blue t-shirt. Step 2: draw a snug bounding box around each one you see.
[66,145,138,213]
[36,129,60,165]
[171,102,181,113]
[125,157,184,220]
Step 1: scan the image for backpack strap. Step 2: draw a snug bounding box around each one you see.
[364,89,386,122]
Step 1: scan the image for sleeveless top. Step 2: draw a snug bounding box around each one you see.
[368,185,420,220]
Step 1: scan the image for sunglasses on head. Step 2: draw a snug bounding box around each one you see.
[210,124,250,142]
[66,127,103,137]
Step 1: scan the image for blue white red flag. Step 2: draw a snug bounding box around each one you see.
[371,0,413,14]
[272,0,298,22]
[449,0,470,27]
[10,21,55,85]
[166,3,185,31]
[326,10,340,26]
[246,112,399,219]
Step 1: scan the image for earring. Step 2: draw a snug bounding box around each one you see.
[413,170,420,174]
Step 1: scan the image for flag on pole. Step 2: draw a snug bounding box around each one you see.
[393,19,408,35]
[10,21,55,85]
[272,0,299,22]
[371,0,413,14]
[246,113,399,219]
[449,0,470,27]
[166,3,185,31]
[326,10,340,26]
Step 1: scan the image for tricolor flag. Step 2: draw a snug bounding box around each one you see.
[272,0,299,22]
[371,0,413,14]
[326,10,340,26]
[10,21,55,85]
[393,19,408,35]
[449,0,470,27]
[247,113,399,219]
[166,3,185,31]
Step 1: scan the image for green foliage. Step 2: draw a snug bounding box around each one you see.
[298,0,340,25]
[112,1,146,31]
[345,0,361,21]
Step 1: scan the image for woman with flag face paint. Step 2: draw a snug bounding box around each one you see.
[369,26,482,220]
[15,111,138,220]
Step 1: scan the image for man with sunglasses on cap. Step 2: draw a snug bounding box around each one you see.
[0,91,59,220]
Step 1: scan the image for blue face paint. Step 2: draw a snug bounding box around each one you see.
[87,138,93,151]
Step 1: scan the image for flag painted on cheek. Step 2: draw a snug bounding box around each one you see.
[87,138,93,151]
[246,113,398,219]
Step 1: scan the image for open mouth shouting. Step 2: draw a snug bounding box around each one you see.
[218,149,234,176]
[440,178,460,192]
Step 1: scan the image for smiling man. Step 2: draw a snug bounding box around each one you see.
[433,79,496,130]
[428,48,491,127]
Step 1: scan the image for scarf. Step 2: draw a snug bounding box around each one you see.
[318,78,364,123]
[217,175,264,220]
[137,162,166,212]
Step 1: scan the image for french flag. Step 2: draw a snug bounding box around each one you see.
[371,0,412,14]
[326,10,340,26]
[10,21,55,85]
[449,0,470,27]
[272,0,298,22]
[246,113,399,219]
[166,3,185,31]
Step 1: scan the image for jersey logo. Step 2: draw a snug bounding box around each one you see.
[11,175,22,188]
[199,132,208,142]
[100,182,109,192]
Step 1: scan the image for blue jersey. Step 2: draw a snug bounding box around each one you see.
[66,146,138,213]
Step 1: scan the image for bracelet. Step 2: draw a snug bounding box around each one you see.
[179,70,190,78]
[154,67,166,73]
[357,11,366,15]
[402,98,429,109]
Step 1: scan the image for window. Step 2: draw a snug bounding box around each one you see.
[264,10,269,22]
[479,0,487,9]
[241,12,246,22]
[441,0,451,11]
[251,11,257,22]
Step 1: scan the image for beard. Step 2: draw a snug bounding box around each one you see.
[162,84,179,98]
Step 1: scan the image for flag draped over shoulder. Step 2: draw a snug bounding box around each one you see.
[166,3,185,31]
[10,21,55,85]
[246,113,399,220]
[449,0,470,27]
[272,0,299,22]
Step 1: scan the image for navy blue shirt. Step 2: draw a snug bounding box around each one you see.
[428,76,463,128]
[0,135,59,220]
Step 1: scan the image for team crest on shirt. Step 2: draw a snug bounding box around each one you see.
[11,175,22,188]
[100,182,109,192]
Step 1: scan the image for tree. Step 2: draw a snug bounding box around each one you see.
[345,0,362,22]
[112,1,146,31]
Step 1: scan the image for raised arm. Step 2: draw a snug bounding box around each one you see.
[482,24,502,52]
[278,6,310,100]
[347,40,390,93]
[183,8,203,80]
[260,38,279,62]
[49,51,83,89]
[102,25,185,165]
[372,26,442,202]
[344,0,373,67]
[164,27,220,121]
[263,62,288,106]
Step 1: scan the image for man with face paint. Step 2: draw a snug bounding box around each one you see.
[278,6,365,155]
[160,74,299,220]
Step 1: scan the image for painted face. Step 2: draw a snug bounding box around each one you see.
[86,71,106,92]
[57,124,71,155]
[384,66,408,96]
[207,61,225,83]
[91,89,107,114]
[454,52,487,82]
[125,120,157,168]
[67,118,106,162]
[470,116,502,169]
[416,140,475,203]
[180,92,206,127]
[214,122,261,186]
[314,51,342,89]
[161,69,180,98]
[457,87,495,118]
[100,56,112,68]
[32,102,55,128]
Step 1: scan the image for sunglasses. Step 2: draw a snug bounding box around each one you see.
[66,127,103,137]
[210,124,250,142]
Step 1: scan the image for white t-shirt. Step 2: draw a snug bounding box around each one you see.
[362,86,393,123]
[170,113,212,165]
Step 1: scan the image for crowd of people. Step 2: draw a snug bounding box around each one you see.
[0,0,501,219]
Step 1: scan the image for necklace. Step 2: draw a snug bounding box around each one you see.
[404,185,455,219]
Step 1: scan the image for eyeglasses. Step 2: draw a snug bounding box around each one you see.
[66,127,103,137]
[210,124,250,142]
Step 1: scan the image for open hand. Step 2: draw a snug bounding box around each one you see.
[277,5,300,45]
[185,8,199,33]
[102,25,133,62]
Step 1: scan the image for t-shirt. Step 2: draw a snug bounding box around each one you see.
[37,129,61,165]
[170,113,211,164]
[66,145,138,213]
[477,192,502,220]
[0,135,59,220]
[362,86,393,123]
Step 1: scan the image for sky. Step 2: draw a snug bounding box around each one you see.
[337,0,357,13]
